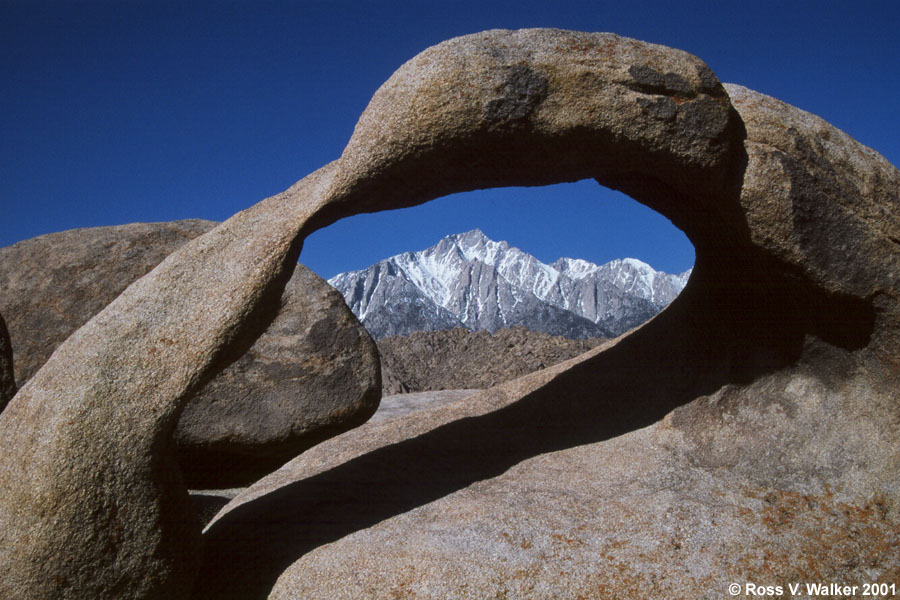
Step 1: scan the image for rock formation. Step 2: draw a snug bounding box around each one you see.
[377,327,606,394]
[0,28,897,600]
[0,312,15,411]
[198,32,900,598]
[0,220,380,488]
[175,259,380,487]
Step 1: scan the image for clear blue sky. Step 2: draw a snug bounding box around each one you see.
[3,1,897,277]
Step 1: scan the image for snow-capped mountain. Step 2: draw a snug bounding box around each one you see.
[328,229,692,340]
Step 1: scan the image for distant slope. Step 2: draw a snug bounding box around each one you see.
[329,229,691,339]
[377,327,607,395]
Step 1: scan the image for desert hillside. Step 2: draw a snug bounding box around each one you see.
[377,326,606,394]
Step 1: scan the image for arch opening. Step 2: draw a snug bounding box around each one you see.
[302,179,696,395]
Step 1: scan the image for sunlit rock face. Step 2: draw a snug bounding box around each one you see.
[0,28,897,600]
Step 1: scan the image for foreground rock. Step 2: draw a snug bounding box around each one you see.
[0,220,380,487]
[175,259,380,487]
[203,357,900,599]
[0,313,14,411]
[378,327,605,394]
[1,28,898,599]
[198,33,899,599]
[189,390,479,529]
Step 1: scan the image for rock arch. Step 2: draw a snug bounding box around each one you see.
[0,29,897,599]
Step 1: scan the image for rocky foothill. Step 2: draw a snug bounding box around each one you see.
[378,326,607,394]
[0,29,897,600]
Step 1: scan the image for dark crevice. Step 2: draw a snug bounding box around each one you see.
[0,313,15,413]
[177,395,380,490]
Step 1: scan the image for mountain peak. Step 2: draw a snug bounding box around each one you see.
[453,228,487,241]
[445,229,510,265]
[444,229,490,250]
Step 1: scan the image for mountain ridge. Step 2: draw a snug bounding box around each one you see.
[328,229,691,340]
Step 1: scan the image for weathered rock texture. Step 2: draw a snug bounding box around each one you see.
[203,358,900,599]
[0,219,216,387]
[378,327,605,394]
[0,221,381,488]
[1,28,898,600]
[0,312,15,411]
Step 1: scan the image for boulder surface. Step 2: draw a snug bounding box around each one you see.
[0,219,217,387]
[368,389,480,423]
[0,220,380,487]
[0,28,897,600]
[175,258,381,487]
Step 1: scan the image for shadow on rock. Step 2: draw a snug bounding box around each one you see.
[192,257,875,600]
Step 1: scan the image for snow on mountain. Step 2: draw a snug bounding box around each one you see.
[328,229,692,340]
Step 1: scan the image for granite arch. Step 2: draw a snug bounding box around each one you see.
[0,29,896,599]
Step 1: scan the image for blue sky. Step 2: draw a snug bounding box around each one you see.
[2,1,897,278]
